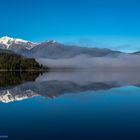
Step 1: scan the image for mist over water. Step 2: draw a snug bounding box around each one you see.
[37,54,140,69]
[36,70,140,86]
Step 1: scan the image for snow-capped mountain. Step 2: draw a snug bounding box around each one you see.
[0,36,37,50]
[0,36,121,59]
[2,36,140,69]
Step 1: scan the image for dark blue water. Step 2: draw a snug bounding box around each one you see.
[0,71,140,140]
[0,87,140,140]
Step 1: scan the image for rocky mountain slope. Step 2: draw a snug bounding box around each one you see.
[0,36,122,59]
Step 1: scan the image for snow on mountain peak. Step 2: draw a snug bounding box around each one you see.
[0,36,59,50]
[46,40,57,44]
[0,36,36,49]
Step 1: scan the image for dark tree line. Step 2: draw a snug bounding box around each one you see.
[0,53,44,70]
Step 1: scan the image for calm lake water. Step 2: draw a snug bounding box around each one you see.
[0,70,140,140]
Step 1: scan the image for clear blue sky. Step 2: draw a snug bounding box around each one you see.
[0,0,140,51]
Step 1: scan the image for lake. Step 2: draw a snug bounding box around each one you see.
[0,70,140,140]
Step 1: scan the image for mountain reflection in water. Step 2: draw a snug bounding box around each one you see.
[0,69,140,103]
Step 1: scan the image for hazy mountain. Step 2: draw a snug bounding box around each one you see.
[0,48,14,54]
[29,41,121,59]
[1,36,140,69]
[132,51,140,55]
[0,36,122,59]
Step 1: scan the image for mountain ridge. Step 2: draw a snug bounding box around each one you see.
[0,36,140,60]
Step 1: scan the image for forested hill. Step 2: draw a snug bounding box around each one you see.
[0,53,44,70]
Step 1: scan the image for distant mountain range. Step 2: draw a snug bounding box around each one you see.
[0,36,125,59]
[1,36,140,59]
[1,36,140,69]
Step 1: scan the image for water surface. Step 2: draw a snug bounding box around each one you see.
[0,70,140,140]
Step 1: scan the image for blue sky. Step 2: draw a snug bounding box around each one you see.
[0,0,140,52]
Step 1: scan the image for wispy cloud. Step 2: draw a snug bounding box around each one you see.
[37,54,140,69]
